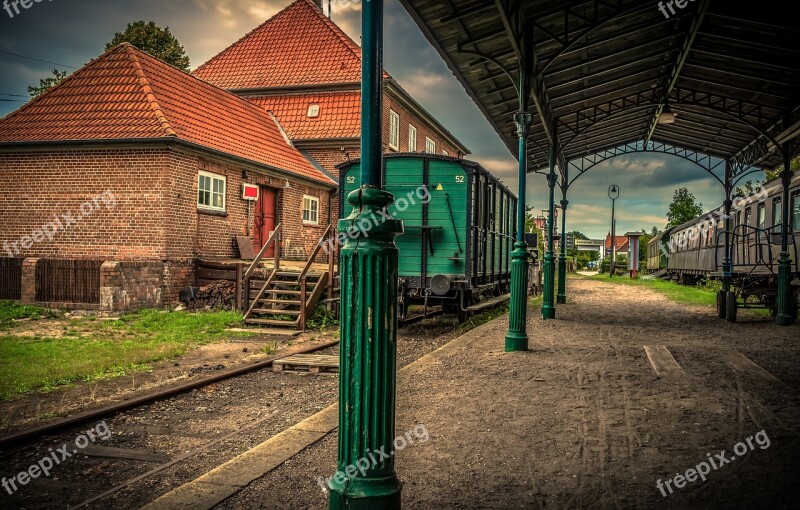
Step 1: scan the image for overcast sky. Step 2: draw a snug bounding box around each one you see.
[0,0,735,239]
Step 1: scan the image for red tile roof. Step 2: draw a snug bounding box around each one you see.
[250,91,361,140]
[0,44,335,186]
[605,233,630,252]
[194,0,389,90]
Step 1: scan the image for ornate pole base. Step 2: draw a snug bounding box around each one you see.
[329,188,403,510]
[542,251,556,319]
[505,241,529,351]
[775,252,795,326]
[556,253,567,304]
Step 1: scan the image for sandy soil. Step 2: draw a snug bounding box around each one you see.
[217,277,800,509]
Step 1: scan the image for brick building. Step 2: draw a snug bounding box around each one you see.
[193,0,470,210]
[0,0,468,311]
[0,44,336,310]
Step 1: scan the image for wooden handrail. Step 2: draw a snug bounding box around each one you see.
[245,223,281,280]
[243,269,278,319]
[299,224,333,281]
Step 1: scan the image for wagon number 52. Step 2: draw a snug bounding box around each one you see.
[455,175,465,183]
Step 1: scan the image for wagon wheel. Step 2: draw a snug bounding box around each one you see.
[725,291,738,323]
[716,290,727,319]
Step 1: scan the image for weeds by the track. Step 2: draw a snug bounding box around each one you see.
[0,305,254,400]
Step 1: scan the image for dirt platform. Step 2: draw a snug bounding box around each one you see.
[219,277,800,509]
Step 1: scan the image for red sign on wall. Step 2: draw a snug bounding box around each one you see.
[242,183,259,201]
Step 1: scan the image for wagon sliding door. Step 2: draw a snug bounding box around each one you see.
[384,158,424,284]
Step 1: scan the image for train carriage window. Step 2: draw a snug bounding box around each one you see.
[773,197,782,229]
[793,192,800,231]
[744,207,752,226]
[757,203,766,228]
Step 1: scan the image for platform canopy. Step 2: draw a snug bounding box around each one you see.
[399,0,800,175]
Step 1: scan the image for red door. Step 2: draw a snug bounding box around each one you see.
[254,187,277,256]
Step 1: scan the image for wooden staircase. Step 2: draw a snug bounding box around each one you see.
[244,270,329,329]
[241,223,336,331]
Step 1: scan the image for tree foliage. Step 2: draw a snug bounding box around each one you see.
[106,21,190,72]
[28,69,68,98]
[666,187,704,228]
[734,180,763,198]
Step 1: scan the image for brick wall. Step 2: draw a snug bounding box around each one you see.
[382,92,460,157]
[0,148,170,260]
[100,261,164,311]
[167,150,334,262]
[0,145,335,307]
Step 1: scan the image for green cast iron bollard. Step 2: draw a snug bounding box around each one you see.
[329,189,403,509]
[329,1,403,508]
[542,162,557,320]
[557,198,568,304]
[505,111,532,352]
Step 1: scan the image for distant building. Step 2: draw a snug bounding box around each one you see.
[605,232,630,256]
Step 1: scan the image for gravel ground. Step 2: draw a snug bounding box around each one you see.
[217,277,800,509]
[0,313,471,510]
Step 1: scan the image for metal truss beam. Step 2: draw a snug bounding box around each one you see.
[563,140,725,188]
[643,0,710,144]
[534,1,658,73]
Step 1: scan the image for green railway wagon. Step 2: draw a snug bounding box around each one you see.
[339,154,517,321]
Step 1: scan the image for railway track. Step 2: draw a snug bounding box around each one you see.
[0,305,506,509]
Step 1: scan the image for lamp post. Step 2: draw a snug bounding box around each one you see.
[328,0,403,507]
[608,185,619,278]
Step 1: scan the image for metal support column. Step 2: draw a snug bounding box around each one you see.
[775,144,795,326]
[542,150,557,319]
[557,192,569,304]
[329,0,404,507]
[505,106,532,351]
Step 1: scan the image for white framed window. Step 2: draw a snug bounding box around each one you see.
[303,195,320,225]
[425,137,436,154]
[388,110,400,150]
[198,171,226,211]
[408,124,417,151]
[443,149,449,156]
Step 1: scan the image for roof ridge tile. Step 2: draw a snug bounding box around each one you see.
[122,45,177,137]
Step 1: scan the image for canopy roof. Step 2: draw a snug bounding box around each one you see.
[399,0,800,175]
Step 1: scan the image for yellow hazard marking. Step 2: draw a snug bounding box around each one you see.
[436,183,443,191]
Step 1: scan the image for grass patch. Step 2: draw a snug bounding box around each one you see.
[583,274,717,307]
[0,306,252,400]
[0,301,61,330]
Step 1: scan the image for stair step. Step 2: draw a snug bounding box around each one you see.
[258,298,302,305]
[275,271,323,278]
[264,289,303,295]
[251,309,301,316]
[245,318,300,326]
